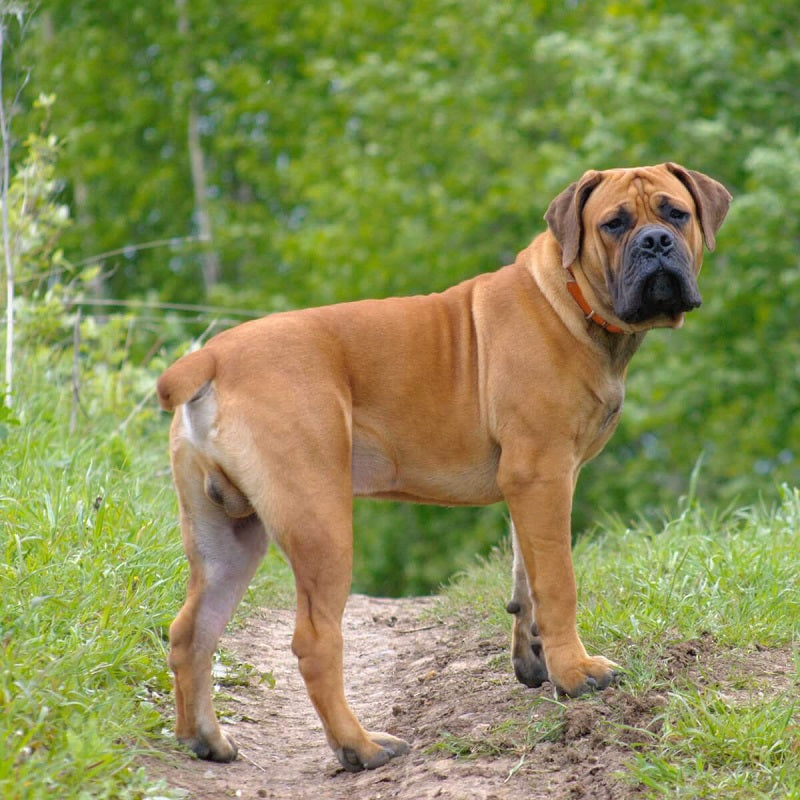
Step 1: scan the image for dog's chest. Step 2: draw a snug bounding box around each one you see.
[579,386,624,464]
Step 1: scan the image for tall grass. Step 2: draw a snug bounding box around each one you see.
[1,344,179,798]
[631,685,799,799]
[574,498,800,650]
[0,340,290,799]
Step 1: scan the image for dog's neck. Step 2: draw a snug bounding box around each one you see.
[522,234,645,370]
[602,325,646,370]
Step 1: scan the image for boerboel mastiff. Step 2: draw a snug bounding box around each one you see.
[157,163,730,771]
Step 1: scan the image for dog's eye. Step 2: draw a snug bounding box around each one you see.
[602,218,626,234]
[669,208,690,223]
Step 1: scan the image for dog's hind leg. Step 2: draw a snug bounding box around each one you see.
[506,521,549,688]
[168,436,268,762]
[272,490,409,772]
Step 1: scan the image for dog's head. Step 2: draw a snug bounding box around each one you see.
[545,163,731,330]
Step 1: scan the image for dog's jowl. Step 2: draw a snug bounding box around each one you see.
[157,163,730,772]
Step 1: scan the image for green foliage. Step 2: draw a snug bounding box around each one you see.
[1,96,72,293]
[353,501,507,596]
[6,1,800,593]
[0,400,19,439]
[0,124,290,796]
[0,344,177,798]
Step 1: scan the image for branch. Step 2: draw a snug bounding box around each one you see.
[73,234,206,268]
[176,0,220,292]
[69,296,263,319]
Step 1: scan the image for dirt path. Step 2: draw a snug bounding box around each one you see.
[145,598,798,799]
[146,594,651,799]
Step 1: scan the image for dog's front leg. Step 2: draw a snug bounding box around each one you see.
[506,521,549,688]
[499,461,619,697]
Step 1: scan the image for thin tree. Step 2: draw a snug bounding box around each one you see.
[0,15,14,408]
[175,0,220,294]
[0,5,28,408]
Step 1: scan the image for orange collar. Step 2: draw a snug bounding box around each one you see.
[565,268,624,334]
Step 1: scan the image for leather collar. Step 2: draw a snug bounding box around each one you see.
[565,268,624,334]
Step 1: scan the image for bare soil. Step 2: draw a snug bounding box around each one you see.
[144,595,795,800]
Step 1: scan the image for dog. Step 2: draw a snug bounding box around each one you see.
[157,162,730,772]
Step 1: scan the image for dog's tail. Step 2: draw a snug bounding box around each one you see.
[156,348,217,411]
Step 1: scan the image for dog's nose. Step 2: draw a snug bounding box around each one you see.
[634,225,675,255]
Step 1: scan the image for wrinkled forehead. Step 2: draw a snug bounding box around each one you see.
[584,166,695,216]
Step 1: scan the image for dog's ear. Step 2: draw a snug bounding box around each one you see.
[666,162,732,251]
[545,170,604,268]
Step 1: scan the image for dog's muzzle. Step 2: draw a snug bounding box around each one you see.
[614,225,702,323]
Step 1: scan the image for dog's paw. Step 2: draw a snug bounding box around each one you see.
[552,654,621,698]
[179,732,238,763]
[335,731,410,772]
[512,627,549,687]
[509,614,549,688]
[513,648,549,688]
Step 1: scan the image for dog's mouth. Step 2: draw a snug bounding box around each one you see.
[616,265,701,324]
[613,225,701,324]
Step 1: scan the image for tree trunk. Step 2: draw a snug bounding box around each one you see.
[176,0,220,293]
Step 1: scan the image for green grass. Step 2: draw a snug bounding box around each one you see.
[437,495,800,798]
[576,500,800,649]
[430,694,569,760]
[0,348,293,799]
[631,685,799,799]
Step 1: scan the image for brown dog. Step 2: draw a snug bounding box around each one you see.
[157,163,730,772]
